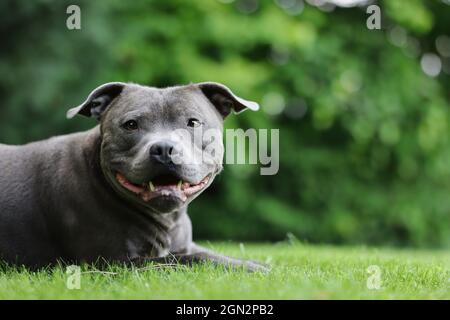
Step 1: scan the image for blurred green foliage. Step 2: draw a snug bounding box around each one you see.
[0,0,449,247]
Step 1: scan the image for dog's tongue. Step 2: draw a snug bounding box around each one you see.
[116,173,145,194]
[115,173,187,202]
[116,173,210,203]
[140,185,187,202]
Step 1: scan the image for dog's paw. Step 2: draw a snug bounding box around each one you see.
[241,260,271,273]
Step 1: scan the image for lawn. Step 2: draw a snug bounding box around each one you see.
[0,242,448,299]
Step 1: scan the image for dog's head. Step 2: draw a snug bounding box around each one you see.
[67,82,259,213]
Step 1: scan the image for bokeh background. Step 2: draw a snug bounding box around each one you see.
[1,0,449,248]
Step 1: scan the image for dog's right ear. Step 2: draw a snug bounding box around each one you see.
[198,82,259,118]
[66,82,126,120]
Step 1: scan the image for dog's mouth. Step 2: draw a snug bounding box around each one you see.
[115,172,210,202]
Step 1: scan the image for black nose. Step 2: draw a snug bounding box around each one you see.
[149,141,178,164]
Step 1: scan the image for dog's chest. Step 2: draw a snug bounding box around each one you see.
[124,236,170,259]
[122,218,175,259]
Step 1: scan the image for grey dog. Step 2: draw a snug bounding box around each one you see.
[0,82,268,272]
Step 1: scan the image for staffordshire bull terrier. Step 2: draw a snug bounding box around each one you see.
[0,82,268,272]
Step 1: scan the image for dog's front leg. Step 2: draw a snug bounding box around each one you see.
[133,243,270,273]
[182,243,270,273]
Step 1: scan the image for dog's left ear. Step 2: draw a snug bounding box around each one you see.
[198,82,259,118]
[66,82,126,120]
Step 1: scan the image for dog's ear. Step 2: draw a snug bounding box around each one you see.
[198,82,259,118]
[66,82,126,120]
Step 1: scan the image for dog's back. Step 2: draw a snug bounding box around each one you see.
[0,141,55,266]
[0,132,92,267]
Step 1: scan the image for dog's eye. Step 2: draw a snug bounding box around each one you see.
[122,120,139,131]
[187,118,202,128]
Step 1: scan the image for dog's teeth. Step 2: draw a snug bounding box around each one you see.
[177,180,182,189]
[148,181,155,191]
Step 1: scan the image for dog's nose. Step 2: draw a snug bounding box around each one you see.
[149,141,178,164]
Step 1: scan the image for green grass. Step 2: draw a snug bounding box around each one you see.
[0,242,448,299]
